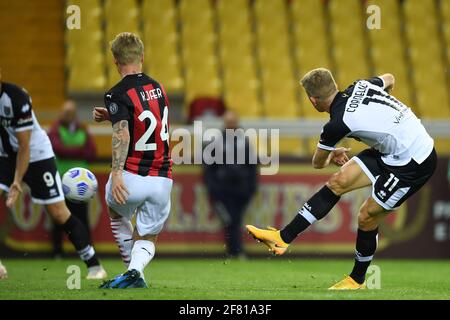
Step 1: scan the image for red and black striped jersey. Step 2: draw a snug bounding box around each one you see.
[104,73,172,178]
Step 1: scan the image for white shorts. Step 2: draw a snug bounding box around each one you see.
[105,171,173,236]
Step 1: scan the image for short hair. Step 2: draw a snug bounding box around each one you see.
[110,32,144,66]
[300,68,338,100]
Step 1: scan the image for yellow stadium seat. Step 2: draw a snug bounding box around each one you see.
[218,0,261,118]
[65,0,105,92]
[67,47,106,92]
[291,0,332,118]
[434,138,450,154]
[328,0,370,87]
[104,0,140,88]
[404,0,450,119]
[366,0,412,106]
[441,0,450,44]
[278,137,306,157]
[142,0,183,92]
[254,0,299,118]
[179,0,221,105]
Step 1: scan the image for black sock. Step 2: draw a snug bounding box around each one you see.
[350,228,378,284]
[280,186,340,243]
[62,215,100,268]
[280,215,310,243]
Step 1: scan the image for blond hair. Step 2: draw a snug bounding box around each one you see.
[300,68,338,100]
[110,32,144,66]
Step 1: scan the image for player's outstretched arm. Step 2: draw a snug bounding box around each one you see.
[312,147,350,169]
[380,73,395,93]
[6,130,31,208]
[312,148,332,169]
[111,120,130,205]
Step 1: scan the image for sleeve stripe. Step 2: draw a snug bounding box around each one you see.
[317,143,336,151]
[15,125,33,132]
[378,76,386,89]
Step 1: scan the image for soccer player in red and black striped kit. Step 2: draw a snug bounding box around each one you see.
[93,32,173,289]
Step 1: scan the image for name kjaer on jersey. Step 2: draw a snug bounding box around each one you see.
[140,88,163,101]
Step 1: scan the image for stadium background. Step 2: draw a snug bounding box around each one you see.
[0,0,449,259]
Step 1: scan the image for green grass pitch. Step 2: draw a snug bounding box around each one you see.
[1,258,450,300]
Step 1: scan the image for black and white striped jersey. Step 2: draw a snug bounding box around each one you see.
[0,82,54,162]
[318,77,434,166]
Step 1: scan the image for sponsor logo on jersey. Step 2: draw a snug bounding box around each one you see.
[17,117,33,125]
[0,116,12,127]
[21,104,30,113]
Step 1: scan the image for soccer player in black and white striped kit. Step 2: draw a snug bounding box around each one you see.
[247,68,436,290]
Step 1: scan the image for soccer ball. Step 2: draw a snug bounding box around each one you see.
[62,167,98,203]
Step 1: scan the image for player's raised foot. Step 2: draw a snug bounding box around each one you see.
[86,265,107,280]
[246,225,289,255]
[99,269,148,289]
[0,262,7,280]
[328,275,366,290]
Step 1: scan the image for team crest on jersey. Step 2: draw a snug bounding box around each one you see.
[3,106,11,116]
[109,102,118,115]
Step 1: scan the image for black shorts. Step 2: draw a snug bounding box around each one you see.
[0,156,64,205]
[353,148,437,210]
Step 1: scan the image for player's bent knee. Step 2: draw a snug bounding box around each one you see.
[45,201,71,225]
[326,170,350,196]
[357,210,373,231]
[357,199,388,231]
[133,229,158,243]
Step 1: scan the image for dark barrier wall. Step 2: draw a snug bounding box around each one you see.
[0,159,449,258]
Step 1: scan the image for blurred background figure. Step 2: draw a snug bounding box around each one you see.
[203,111,258,258]
[48,100,97,257]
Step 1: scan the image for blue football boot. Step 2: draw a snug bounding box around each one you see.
[99,269,148,289]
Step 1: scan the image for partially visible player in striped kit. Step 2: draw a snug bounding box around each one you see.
[93,32,173,289]
[0,69,106,280]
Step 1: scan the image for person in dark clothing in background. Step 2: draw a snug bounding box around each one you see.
[48,100,97,257]
[203,111,258,258]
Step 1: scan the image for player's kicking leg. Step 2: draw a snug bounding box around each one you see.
[247,158,371,255]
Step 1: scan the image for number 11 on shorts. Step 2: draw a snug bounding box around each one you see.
[383,173,399,192]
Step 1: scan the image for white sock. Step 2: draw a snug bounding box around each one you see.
[128,240,155,279]
[110,217,134,267]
